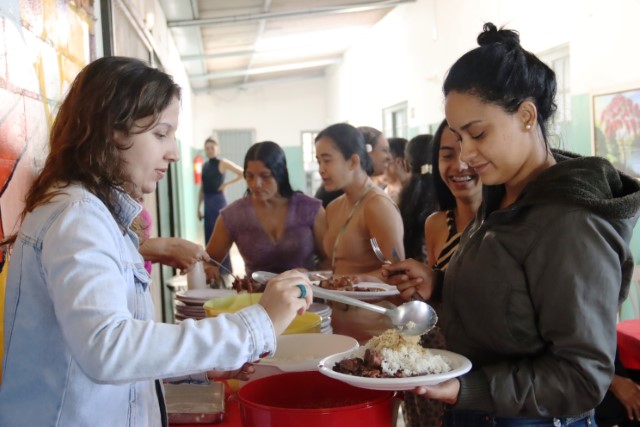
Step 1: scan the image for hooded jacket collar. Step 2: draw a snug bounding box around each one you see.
[482,150,640,220]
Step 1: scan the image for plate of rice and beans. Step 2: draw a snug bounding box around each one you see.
[317,329,471,390]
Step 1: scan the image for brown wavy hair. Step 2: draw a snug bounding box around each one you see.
[22,56,181,226]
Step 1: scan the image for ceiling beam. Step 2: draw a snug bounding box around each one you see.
[182,49,258,61]
[193,71,325,94]
[189,58,341,81]
[167,0,416,28]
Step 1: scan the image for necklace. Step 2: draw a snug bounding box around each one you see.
[331,181,374,268]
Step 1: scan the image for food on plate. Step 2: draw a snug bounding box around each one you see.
[318,276,382,292]
[232,276,264,293]
[333,329,451,378]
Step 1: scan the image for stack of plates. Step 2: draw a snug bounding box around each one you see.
[174,288,235,322]
[308,302,332,334]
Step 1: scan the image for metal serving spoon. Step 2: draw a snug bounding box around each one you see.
[312,287,437,336]
[251,271,438,336]
[251,271,277,283]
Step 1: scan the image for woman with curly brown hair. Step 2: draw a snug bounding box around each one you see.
[0,56,312,426]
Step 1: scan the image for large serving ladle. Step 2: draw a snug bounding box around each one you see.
[251,271,438,336]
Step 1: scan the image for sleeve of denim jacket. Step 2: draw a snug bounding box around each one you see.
[42,199,276,384]
[455,209,626,416]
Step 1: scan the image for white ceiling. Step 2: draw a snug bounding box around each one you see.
[158,0,415,93]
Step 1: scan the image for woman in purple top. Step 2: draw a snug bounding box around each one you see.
[205,141,327,278]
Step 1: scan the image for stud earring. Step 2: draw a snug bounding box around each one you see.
[526,124,532,130]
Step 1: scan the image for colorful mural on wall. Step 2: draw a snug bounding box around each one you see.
[0,0,95,381]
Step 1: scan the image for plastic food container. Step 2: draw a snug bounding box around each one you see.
[237,371,394,427]
[203,293,322,334]
[164,382,225,424]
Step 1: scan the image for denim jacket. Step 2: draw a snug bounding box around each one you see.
[0,184,276,426]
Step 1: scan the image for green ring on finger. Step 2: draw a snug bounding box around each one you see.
[296,284,307,299]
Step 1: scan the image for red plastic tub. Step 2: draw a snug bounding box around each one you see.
[237,371,394,427]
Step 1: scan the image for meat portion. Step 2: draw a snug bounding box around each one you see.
[318,276,382,292]
[318,276,357,291]
[232,277,265,293]
[332,329,452,378]
[332,349,408,378]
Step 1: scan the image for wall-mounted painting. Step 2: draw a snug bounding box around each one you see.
[593,88,640,177]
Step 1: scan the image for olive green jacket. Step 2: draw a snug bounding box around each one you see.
[442,150,640,417]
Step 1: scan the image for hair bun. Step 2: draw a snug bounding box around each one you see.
[477,22,520,48]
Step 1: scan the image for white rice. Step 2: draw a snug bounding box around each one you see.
[365,329,451,376]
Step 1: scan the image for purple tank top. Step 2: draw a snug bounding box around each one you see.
[221,193,321,275]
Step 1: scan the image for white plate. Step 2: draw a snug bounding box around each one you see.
[261,334,359,372]
[317,347,472,390]
[253,270,334,284]
[308,302,331,317]
[175,288,235,305]
[243,334,357,385]
[311,281,399,301]
[175,305,206,315]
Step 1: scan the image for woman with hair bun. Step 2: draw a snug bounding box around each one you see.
[385,23,640,425]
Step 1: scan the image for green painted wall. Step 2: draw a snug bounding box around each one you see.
[173,145,202,243]
[177,145,305,244]
[283,146,305,192]
[567,94,592,154]
[572,94,640,320]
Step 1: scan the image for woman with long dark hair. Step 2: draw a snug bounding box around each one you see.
[205,141,326,277]
[316,123,403,343]
[397,134,437,261]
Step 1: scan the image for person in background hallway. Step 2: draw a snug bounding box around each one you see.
[384,137,410,204]
[385,23,640,426]
[316,123,403,343]
[205,141,326,280]
[0,56,313,427]
[197,137,243,278]
[397,134,436,262]
[402,120,482,427]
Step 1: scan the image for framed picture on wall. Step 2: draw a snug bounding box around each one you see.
[593,88,640,177]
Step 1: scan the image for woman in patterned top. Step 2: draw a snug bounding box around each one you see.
[425,120,482,271]
[402,119,482,427]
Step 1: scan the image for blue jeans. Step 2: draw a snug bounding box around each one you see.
[444,410,596,427]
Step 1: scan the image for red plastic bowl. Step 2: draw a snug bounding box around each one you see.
[237,371,394,427]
